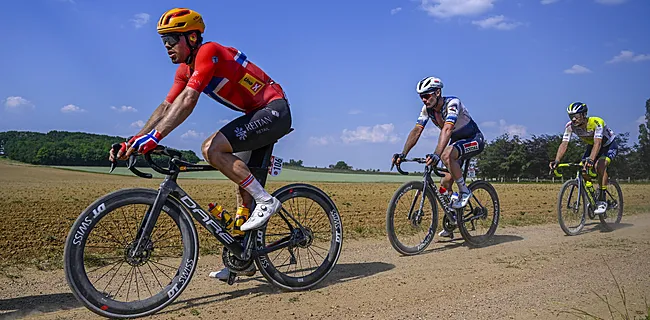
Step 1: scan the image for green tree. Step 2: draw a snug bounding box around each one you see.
[637,98,650,178]
[330,160,352,170]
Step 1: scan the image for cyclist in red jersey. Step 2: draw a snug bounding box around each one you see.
[109,8,292,281]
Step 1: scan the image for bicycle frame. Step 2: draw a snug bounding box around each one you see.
[554,163,600,212]
[394,157,472,223]
[114,140,305,263]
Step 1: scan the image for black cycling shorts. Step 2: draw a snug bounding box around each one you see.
[452,131,485,162]
[220,98,292,153]
[582,139,618,162]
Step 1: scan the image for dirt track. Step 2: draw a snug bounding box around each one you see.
[1,213,649,320]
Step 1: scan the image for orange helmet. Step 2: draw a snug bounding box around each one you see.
[157,8,205,34]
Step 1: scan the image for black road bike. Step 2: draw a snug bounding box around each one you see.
[63,135,343,319]
[552,163,623,236]
[386,157,500,255]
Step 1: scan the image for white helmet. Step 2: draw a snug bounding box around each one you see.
[416,76,444,94]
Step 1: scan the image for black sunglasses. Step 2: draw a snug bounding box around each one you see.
[419,93,433,99]
[161,33,183,46]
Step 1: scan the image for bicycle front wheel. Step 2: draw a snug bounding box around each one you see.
[385,181,438,255]
[557,179,587,236]
[63,188,198,319]
[254,183,343,291]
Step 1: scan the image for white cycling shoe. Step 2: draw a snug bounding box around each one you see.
[438,229,453,238]
[209,264,256,281]
[594,201,608,215]
[451,191,472,209]
[240,197,282,231]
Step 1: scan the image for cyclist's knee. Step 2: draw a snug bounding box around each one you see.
[202,132,232,163]
[441,146,457,165]
[595,158,608,171]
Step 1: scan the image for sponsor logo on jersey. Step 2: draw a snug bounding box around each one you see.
[238,73,265,95]
[463,141,479,153]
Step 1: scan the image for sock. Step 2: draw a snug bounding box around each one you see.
[455,177,469,194]
[240,174,272,203]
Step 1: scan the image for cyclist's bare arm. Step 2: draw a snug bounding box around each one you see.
[155,87,200,138]
[433,122,453,156]
[588,137,603,163]
[401,125,424,156]
[554,140,569,163]
[136,101,172,136]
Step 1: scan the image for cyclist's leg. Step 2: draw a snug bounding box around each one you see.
[446,132,485,209]
[233,151,254,209]
[595,140,618,202]
[206,99,291,281]
[203,98,292,231]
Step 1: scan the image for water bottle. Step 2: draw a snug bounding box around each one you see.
[208,203,234,231]
[585,180,596,198]
[232,207,251,237]
[439,186,451,199]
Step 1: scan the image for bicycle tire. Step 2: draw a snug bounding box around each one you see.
[557,179,587,236]
[598,179,624,231]
[457,180,500,247]
[254,183,343,291]
[63,188,198,319]
[385,181,438,255]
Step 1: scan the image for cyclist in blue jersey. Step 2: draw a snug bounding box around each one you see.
[392,76,485,237]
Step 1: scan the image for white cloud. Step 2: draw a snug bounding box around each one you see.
[4,96,34,111]
[348,109,362,115]
[131,120,145,129]
[111,105,138,113]
[61,104,85,113]
[499,119,527,137]
[564,64,592,74]
[480,121,497,128]
[595,0,628,4]
[606,50,650,63]
[541,0,627,5]
[130,13,150,29]
[391,7,403,15]
[341,123,400,144]
[217,119,232,125]
[472,15,522,30]
[308,136,335,146]
[637,116,646,125]
[181,130,206,140]
[420,0,494,18]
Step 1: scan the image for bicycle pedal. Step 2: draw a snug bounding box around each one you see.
[227,272,236,285]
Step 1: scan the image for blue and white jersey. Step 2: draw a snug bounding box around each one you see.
[416,96,481,141]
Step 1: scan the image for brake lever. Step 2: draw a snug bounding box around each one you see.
[127,153,138,169]
[109,143,122,173]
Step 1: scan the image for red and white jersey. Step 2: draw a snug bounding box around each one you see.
[165,41,286,113]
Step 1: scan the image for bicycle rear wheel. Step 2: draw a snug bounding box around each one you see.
[385,181,438,255]
[557,179,587,236]
[64,188,198,319]
[598,179,624,231]
[457,180,500,247]
[254,183,343,291]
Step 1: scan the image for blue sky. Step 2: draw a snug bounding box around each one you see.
[2,0,649,170]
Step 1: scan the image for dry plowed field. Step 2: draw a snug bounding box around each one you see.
[1,161,649,319]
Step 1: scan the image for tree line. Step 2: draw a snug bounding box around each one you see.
[1,98,648,178]
[0,131,201,166]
